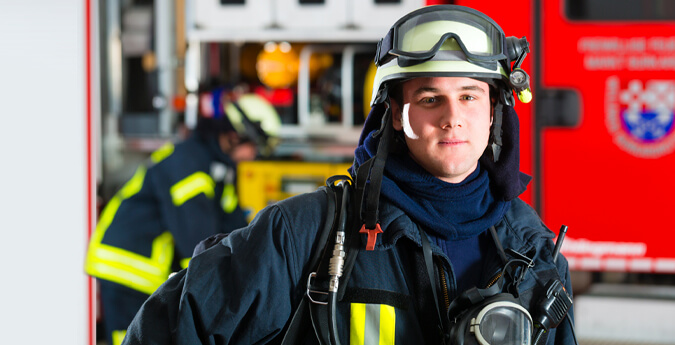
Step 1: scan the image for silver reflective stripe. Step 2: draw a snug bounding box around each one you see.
[364,304,381,345]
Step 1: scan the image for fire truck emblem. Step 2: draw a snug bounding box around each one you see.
[605,76,675,158]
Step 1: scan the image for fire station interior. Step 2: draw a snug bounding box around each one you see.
[94,0,675,344]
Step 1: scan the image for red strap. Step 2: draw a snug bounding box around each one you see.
[359,223,383,251]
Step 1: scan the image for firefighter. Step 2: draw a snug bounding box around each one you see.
[85,90,280,345]
[123,5,575,345]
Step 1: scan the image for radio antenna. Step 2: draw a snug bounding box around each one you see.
[553,225,568,264]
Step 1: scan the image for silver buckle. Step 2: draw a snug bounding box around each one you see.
[306,272,328,305]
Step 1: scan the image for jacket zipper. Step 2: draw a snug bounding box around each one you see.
[485,271,503,289]
[438,267,450,310]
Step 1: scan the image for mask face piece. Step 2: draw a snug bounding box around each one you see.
[469,301,533,345]
[447,292,533,345]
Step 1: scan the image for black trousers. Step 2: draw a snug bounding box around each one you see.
[98,279,151,345]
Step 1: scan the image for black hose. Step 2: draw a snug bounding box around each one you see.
[327,182,350,345]
[338,183,350,235]
[328,290,341,345]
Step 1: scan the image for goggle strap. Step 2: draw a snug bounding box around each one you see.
[375,29,394,66]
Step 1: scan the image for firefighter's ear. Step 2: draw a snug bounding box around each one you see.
[390,101,403,131]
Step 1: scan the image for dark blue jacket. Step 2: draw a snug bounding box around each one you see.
[86,133,249,295]
[123,188,574,345]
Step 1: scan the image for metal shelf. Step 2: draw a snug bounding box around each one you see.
[186,27,386,43]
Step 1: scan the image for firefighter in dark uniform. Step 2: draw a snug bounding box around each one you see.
[85,92,280,345]
[122,5,577,345]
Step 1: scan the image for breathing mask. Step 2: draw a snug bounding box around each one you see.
[446,280,533,345]
[443,226,574,345]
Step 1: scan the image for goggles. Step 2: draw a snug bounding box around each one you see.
[375,5,507,68]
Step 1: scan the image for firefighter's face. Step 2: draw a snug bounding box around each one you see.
[231,141,257,162]
[219,132,258,162]
[392,77,492,184]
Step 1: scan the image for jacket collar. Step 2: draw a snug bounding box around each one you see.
[361,198,553,257]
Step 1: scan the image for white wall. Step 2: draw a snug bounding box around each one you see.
[0,0,93,344]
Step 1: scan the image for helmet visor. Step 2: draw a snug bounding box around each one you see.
[388,6,506,64]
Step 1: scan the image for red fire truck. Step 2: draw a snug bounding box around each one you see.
[459,0,675,275]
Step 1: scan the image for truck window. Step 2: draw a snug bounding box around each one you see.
[567,0,675,20]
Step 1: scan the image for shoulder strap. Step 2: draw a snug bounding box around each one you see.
[361,109,392,229]
[281,175,349,345]
[419,229,447,339]
[281,297,312,344]
[308,176,353,345]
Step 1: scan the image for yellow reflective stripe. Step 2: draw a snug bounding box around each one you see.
[180,257,190,269]
[92,166,146,242]
[112,330,126,345]
[379,304,396,345]
[119,166,146,198]
[88,260,163,295]
[86,232,175,295]
[350,303,396,345]
[95,245,166,277]
[221,183,238,213]
[351,303,366,345]
[86,166,149,283]
[150,142,174,163]
[95,195,122,243]
[85,164,177,295]
[170,172,215,206]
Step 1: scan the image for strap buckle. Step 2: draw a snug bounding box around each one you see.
[359,223,383,251]
[306,272,328,305]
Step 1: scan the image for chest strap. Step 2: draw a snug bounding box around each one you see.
[419,228,448,344]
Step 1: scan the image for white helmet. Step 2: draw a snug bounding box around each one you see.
[370,4,531,107]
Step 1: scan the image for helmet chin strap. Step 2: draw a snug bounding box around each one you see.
[491,101,504,162]
[355,101,394,231]
[491,87,514,162]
